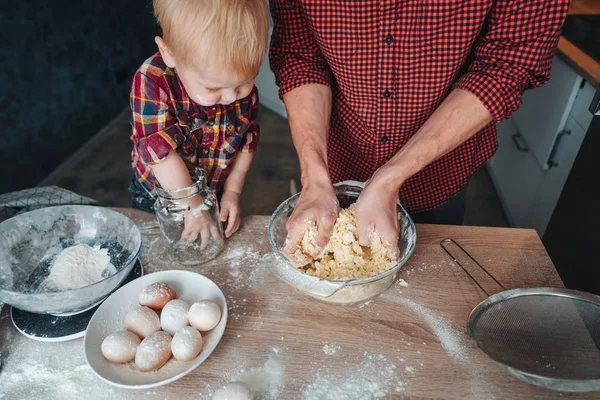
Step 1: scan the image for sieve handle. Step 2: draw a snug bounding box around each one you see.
[440,239,506,296]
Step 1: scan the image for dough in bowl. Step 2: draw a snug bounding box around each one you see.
[294,204,397,280]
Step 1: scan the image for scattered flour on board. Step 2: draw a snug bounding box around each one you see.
[358,300,374,310]
[322,343,341,355]
[0,349,113,400]
[383,295,495,399]
[223,246,261,289]
[215,355,285,400]
[301,353,405,400]
[384,295,468,362]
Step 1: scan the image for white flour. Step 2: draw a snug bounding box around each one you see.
[221,356,285,399]
[385,296,468,362]
[0,361,93,398]
[383,295,494,398]
[0,331,115,400]
[322,343,340,355]
[301,353,405,400]
[223,246,261,289]
[43,244,113,290]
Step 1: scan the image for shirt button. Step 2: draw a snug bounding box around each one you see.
[383,90,391,99]
[380,136,389,144]
[384,34,394,45]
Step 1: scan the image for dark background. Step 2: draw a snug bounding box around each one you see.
[0,0,159,194]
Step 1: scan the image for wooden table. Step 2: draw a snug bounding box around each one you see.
[0,210,596,399]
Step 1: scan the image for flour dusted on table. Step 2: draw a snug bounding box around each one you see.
[295,204,397,280]
[302,353,405,399]
[43,244,113,290]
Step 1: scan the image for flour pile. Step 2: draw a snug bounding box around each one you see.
[43,244,114,290]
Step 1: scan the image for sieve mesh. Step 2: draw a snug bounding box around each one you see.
[470,291,600,381]
[442,239,600,391]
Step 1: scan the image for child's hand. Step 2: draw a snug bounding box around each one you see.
[181,195,222,249]
[219,190,241,238]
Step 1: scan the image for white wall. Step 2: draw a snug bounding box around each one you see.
[256,26,287,118]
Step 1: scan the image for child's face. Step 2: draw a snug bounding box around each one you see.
[155,37,256,107]
[177,63,256,107]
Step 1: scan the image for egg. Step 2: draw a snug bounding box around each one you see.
[212,381,254,400]
[135,331,172,372]
[161,299,190,335]
[188,300,221,331]
[138,282,177,311]
[101,330,140,363]
[124,306,161,339]
[171,326,203,361]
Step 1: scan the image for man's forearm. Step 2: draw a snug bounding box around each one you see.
[224,152,254,194]
[282,84,332,188]
[376,89,493,190]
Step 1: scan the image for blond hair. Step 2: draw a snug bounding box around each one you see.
[154,0,269,77]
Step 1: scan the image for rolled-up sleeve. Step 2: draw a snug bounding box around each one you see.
[453,0,569,122]
[241,88,260,153]
[130,70,186,165]
[269,0,333,99]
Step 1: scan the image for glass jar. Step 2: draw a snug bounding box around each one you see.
[154,169,224,265]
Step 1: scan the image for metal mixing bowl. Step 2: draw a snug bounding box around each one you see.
[0,206,142,315]
[268,181,416,305]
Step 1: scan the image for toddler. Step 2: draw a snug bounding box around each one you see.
[129,0,269,244]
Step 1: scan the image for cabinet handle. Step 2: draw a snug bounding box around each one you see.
[511,134,529,152]
[547,129,571,169]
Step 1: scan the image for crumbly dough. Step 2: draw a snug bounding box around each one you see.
[295,204,397,280]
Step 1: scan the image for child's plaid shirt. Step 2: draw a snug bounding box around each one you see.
[130,53,259,197]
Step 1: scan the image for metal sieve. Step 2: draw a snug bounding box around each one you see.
[441,239,600,392]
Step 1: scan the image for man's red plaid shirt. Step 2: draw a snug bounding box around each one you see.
[269,0,569,213]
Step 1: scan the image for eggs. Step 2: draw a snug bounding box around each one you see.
[101,281,223,372]
[189,300,222,331]
[101,331,140,363]
[124,305,161,339]
[161,299,190,335]
[212,381,254,400]
[172,326,203,361]
[139,282,176,310]
[135,331,173,372]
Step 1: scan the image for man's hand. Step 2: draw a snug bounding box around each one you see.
[220,190,241,238]
[355,171,400,253]
[355,89,492,247]
[279,84,334,265]
[283,181,339,266]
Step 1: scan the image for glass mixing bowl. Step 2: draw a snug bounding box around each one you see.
[0,206,142,315]
[268,181,416,305]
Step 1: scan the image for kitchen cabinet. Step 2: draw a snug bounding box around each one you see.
[530,116,588,234]
[488,56,595,237]
[487,121,543,228]
[511,56,583,170]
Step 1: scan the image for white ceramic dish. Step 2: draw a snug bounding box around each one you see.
[84,270,228,389]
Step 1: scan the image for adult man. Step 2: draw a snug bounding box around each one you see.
[269,1,569,262]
